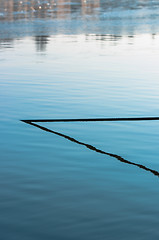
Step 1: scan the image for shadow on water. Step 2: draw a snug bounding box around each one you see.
[21,117,159,178]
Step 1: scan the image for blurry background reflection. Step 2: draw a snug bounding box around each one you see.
[0,0,159,47]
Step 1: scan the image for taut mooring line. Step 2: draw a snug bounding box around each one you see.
[21,116,159,123]
[21,117,159,178]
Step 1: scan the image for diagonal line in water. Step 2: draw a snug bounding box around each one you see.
[21,117,159,178]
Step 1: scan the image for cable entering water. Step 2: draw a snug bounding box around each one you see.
[21,117,159,178]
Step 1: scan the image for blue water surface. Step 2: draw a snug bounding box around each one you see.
[0,1,159,239]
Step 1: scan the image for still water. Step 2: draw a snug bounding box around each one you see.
[1,0,159,239]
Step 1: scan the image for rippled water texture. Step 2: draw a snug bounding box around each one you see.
[0,1,159,240]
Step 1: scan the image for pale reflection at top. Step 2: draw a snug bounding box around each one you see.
[0,0,159,21]
[0,0,159,50]
[0,0,77,20]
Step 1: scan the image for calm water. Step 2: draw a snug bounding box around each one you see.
[1,1,159,239]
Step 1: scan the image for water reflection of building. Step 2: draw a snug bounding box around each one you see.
[0,0,157,21]
[35,35,49,52]
[0,38,14,49]
[0,0,100,21]
[81,0,100,16]
[0,0,157,51]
